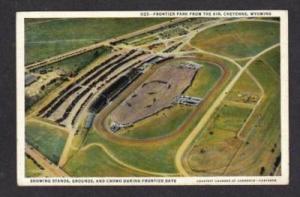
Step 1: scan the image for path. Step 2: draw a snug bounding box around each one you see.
[81,143,180,177]
[25,143,69,177]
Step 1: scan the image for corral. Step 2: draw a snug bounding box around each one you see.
[109,61,200,130]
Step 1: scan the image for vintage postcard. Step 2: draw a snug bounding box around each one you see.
[17,10,289,185]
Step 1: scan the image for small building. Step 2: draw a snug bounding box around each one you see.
[85,113,95,129]
[25,74,37,86]
[175,95,203,106]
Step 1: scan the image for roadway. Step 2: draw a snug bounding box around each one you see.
[25,143,69,177]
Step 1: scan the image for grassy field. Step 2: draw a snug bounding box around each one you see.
[226,47,280,175]
[213,105,252,132]
[235,58,251,67]
[72,129,180,173]
[258,47,280,75]
[225,72,262,103]
[34,46,112,74]
[64,146,148,177]
[25,156,43,177]
[187,129,242,173]
[185,62,222,97]
[120,105,193,139]
[186,103,252,173]
[191,21,279,58]
[186,47,281,176]
[25,155,54,177]
[230,73,261,94]
[25,18,171,64]
[25,120,68,164]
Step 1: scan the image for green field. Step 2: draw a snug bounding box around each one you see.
[235,58,251,67]
[25,120,68,164]
[72,130,180,173]
[34,46,112,74]
[230,72,261,94]
[185,62,222,97]
[191,21,279,58]
[121,105,193,139]
[187,129,241,173]
[186,103,252,173]
[226,47,280,175]
[64,146,147,177]
[213,105,252,132]
[186,47,280,176]
[226,72,262,103]
[25,18,171,64]
[25,156,43,177]
[258,47,281,75]
[249,53,280,95]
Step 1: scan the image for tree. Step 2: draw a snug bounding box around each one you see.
[260,166,265,175]
[94,50,100,58]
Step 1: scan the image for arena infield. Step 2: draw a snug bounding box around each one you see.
[108,60,200,130]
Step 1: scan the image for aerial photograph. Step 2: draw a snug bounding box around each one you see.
[24,16,281,178]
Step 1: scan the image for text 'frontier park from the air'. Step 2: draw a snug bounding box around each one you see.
[23,16,282,179]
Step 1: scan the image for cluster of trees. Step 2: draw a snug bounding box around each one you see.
[259,155,281,176]
[273,155,281,172]
[25,95,39,111]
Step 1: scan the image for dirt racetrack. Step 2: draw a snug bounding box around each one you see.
[93,56,229,145]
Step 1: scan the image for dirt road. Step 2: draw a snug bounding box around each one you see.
[25,143,69,177]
